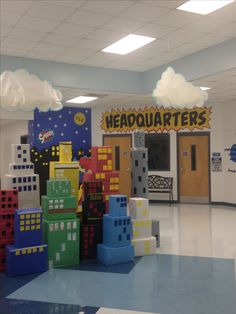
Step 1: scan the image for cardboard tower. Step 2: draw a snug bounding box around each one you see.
[129,197,156,256]
[97,195,134,265]
[131,131,148,198]
[0,190,18,271]
[4,144,40,208]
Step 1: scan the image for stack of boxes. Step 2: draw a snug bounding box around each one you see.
[97,195,134,265]
[83,146,119,212]
[129,197,156,256]
[131,131,148,198]
[0,190,18,271]
[50,142,80,211]
[6,208,48,276]
[4,144,40,208]
[80,181,104,260]
[42,179,80,268]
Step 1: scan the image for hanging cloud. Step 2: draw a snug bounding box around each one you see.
[0,69,63,112]
[152,67,208,109]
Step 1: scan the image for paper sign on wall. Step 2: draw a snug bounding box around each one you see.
[101,106,212,133]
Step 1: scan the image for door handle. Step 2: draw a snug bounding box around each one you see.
[125,168,130,171]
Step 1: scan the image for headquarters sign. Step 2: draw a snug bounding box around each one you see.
[101,106,212,132]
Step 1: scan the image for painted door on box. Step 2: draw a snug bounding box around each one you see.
[178,133,210,203]
[103,135,132,197]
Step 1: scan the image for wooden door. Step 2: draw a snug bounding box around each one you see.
[103,135,132,197]
[178,134,210,203]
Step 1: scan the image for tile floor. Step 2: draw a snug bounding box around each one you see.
[1,203,236,314]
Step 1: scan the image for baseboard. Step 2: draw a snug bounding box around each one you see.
[211,202,236,208]
[149,200,178,204]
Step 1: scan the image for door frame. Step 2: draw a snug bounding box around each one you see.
[176,132,211,203]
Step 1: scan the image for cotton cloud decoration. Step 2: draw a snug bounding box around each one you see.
[152,67,208,109]
[0,69,63,112]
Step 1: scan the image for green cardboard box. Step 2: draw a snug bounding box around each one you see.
[44,218,80,268]
[42,195,77,220]
[47,180,71,197]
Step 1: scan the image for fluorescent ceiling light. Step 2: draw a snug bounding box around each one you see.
[200,87,211,91]
[102,34,156,55]
[66,96,98,104]
[177,0,234,15]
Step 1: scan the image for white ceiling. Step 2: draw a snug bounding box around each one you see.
[0,0,236,108]
[1,0,236,71]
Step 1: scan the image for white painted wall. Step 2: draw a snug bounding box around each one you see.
[92,103,236,204]
[0,120,29,186]
[222,101,236,204]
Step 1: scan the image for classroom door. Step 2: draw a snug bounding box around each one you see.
[178,134,210,203]
[103,135,132,197]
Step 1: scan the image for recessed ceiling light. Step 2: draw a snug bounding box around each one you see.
[66,96,98,104]
[177,0,234,15]
[102,34,156,55]
[200,87,211,91]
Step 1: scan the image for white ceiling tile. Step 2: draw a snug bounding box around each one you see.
[152,38,183,51]
[2,37,37,50]
[75,38,109,50]
[173,43,205,55]
[0,12,22,26]
[158,50,182,61]
[81,52,118,65]
[216,22,236,37]
[26,2,74,21]
[80,59,109,67]
[209,2,236,22]
[61,47,96,58]
[45,1,86,9]
[101,17,145,33]
[136,57,166,67]
[153,10,202,28]
[42,34,80,47]
[7,28,48,42]
[224,68,236,77]
[53,23,94,38]
[0,0,34,14]
[86,29,125,43]
[184,17,231,33]
[134,23,176,39]
[32,43,67,54]
[140,1,186,9]
[130,64,155,72]
[24,51,61,61]
[81,0,134,15]
[166,29,203,43]
[113,53,148,64]
[66,10,112,27]
[130,44,164,59]
[0,47,27,57]
[55,55,88,64]
[193,33,230,47]
[102,62,133,70]
[17,16,60,32]
[118,2,170,22]
[0,26,13,37]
